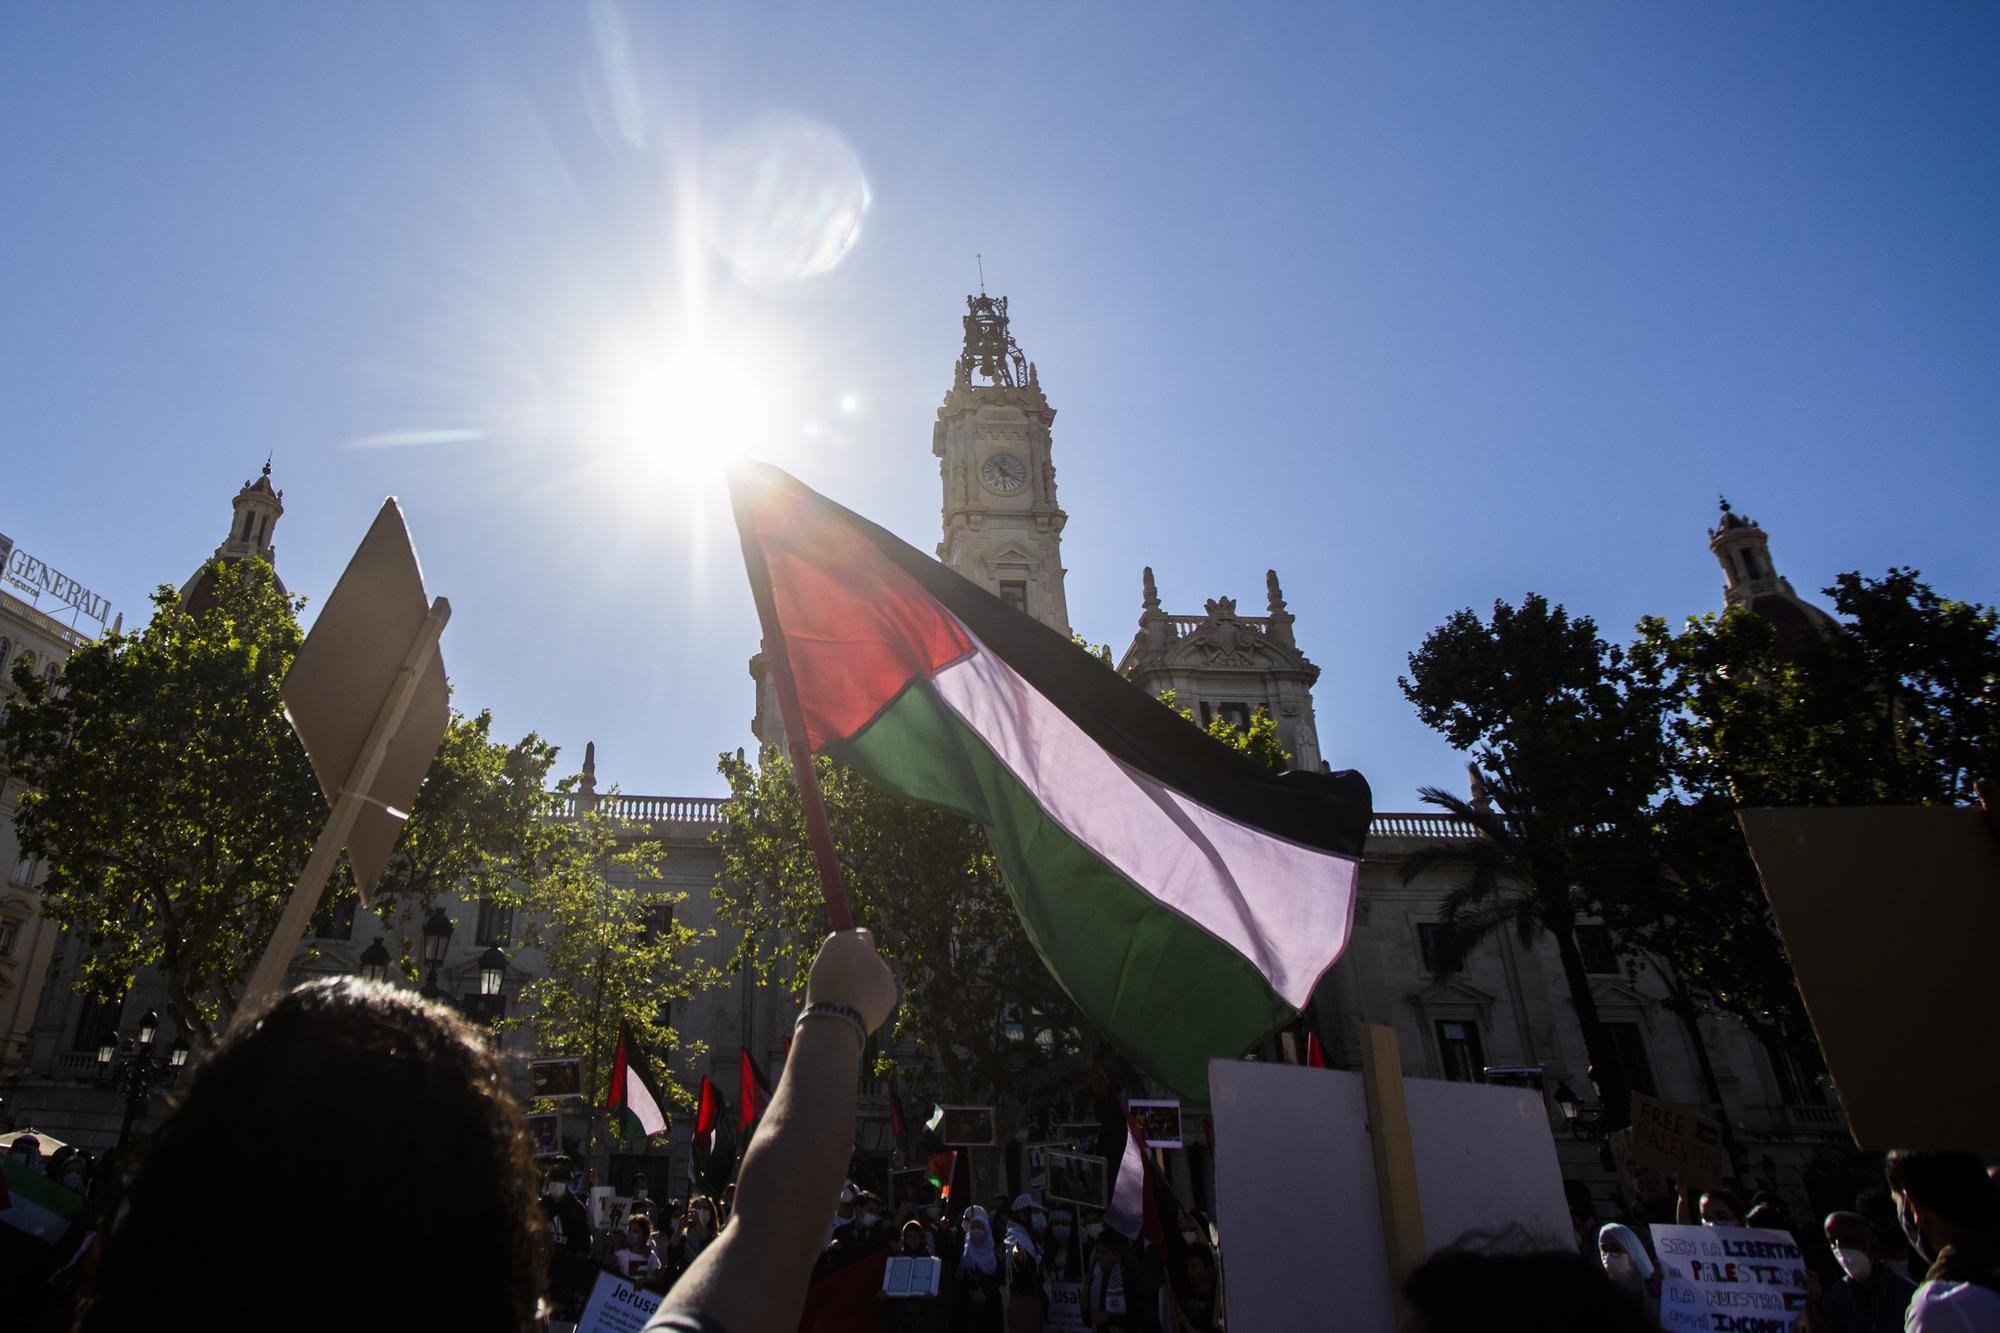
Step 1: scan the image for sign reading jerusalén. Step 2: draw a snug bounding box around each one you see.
[3,540,113,627]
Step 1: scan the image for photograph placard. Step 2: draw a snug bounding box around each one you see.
[938,1105,997,1147]
[527,1113,561,1157]
[529,1056,585,1100]
[1045,1150,1110,1210]
[1130,1099,1183,1149]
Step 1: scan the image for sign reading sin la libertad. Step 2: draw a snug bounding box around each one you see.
[1,534,113,627]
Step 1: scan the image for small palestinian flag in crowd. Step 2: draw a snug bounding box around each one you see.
[689,1075,736,1197]
[729,463,1371,1100]
[608,1020,669,1140]
[738,1046,773,1133]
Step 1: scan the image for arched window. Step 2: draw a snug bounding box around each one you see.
[0,638,11,672]
[257,513,270,544]
[241,509,255,541]
[44,662,59,687]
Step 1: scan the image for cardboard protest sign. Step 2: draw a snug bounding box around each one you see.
[530,1057,585,1100]
[237,500,450,1016]
[1650,1223,1808,1332]
[1044,1279,1088,1331]
[1046,1151,1110,1210]
[576,1269,662,1333]
[938,1105,996,1146]
[1211,1059,1571,1331]
[1627,1092,1725,1194]
[1130,1099,1183,1148]
[1740,805,2000,1150]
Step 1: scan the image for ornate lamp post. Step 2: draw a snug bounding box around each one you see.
[96,1010,191,1148]
[475,946,508,1024]
[358,936,391,985]
[420,909,454,999]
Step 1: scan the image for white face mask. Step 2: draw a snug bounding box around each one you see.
[1834,1246,1873,1283]
[1603,1252,1635,1279]
[1084,1223,1104,1240]
[1181,1228,1200,1245]
[696,1208,713,1224]
[547,1181,568,1198]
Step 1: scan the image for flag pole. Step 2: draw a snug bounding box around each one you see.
[728,467,856,932]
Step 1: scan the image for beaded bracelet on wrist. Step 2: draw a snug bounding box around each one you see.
[794,1001,870,1046]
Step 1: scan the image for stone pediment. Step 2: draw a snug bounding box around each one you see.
[1162,621,1312,673]
[1588,978,1649,1009]
[1409,977,1497,1011]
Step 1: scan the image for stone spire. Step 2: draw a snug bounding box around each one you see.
[579,741,598,797]
[1264,569,1296,648]
[1142,566,1160,613]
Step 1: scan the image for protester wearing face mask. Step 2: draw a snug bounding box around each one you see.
[827,1181,859,1250]
[1596,1223,1656,1309]
[1678,1186,1746,1227]
[541,1165,596,1321]
[1856,1188,1926,1286]
[821,1188,895,1276]
[953,1205,1006,1332]
[683,1194,720,1261]
[1086,1226,1145,1332]
[613,1214,664,1285]
[1003,1193,1047,1333]
[627,1172,658,1223]
[1807,1210,1917,1333]
[1885,1149,2000,1332]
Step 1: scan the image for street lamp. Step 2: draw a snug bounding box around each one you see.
[478,946,507,997]
[358,936,391,985]
[97,1014,190,1147]
[420,909,454,999]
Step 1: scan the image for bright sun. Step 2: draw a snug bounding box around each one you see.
[580,327,776,494]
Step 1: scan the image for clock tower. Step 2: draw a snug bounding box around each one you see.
[933,294,1071,636]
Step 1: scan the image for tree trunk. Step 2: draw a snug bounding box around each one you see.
[1551,922,1630,1131]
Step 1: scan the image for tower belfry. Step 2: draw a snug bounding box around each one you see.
[934,295,1070,635]
[1707,495,1835,657]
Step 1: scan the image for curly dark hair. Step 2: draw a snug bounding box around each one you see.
[1404,1233,1660,1332]
[77,978,547,1333]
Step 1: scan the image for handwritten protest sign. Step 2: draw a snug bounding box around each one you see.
[1629,1092,1725,1193]
[1650,1223,1808,1332]
[576,1270,662,1333]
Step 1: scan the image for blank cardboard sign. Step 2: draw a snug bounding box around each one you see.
[1210,1060,1571,1330]
[282,499,449,901]
[1740,805,2000,1152]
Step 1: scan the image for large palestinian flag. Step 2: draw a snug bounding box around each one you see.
[608,1020,669,1140]
[729,463,1370,1099]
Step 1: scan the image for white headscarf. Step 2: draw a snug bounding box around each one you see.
[1597,1223,1655,1280]
[960,1205,998,1275]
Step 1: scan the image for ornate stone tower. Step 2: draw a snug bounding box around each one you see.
[1117,567,1326,771]
[178,461,287,611]
[933,295,1071,636]
[1707,496,1834,658]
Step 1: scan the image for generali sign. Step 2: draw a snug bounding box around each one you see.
[2,534,113,627]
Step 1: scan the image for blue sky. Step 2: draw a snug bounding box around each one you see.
[4,4,1996,808]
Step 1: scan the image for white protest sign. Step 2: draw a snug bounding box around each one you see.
[1210,1060,1571,1330]
[1045,1279,1087,1330]
[576,1269,662,1333]
[1650,1224,1809,1333]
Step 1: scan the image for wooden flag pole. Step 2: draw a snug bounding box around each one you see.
[1360,1022,1426,1324]
[236,597,451,1022]
[729,473,856,933]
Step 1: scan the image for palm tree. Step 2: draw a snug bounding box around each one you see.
[1401,776,1641,1130]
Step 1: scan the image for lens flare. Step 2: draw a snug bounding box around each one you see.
[699,113,870,287]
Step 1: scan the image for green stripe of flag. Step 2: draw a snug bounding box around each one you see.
[831,681,1289,1100]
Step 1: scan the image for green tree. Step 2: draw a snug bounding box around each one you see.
[1627,568,2000,1052]
[1400,594,1671,1128]
[4,558,575,1046]
[3,560,324,1043]
[711,748,1106,1132]
[331,709,562,979]
[1156,689,1292,771]
[506,800,711,1157]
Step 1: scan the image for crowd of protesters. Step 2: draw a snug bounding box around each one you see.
[536,1161,1228,1332]
[6,930,1996,1333]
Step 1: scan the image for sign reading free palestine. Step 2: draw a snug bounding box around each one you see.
[1650,1224,1809,1332]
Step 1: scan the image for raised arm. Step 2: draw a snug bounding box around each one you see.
[652,929,897,1333]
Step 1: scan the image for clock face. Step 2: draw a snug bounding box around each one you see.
[981,452,1028,494]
